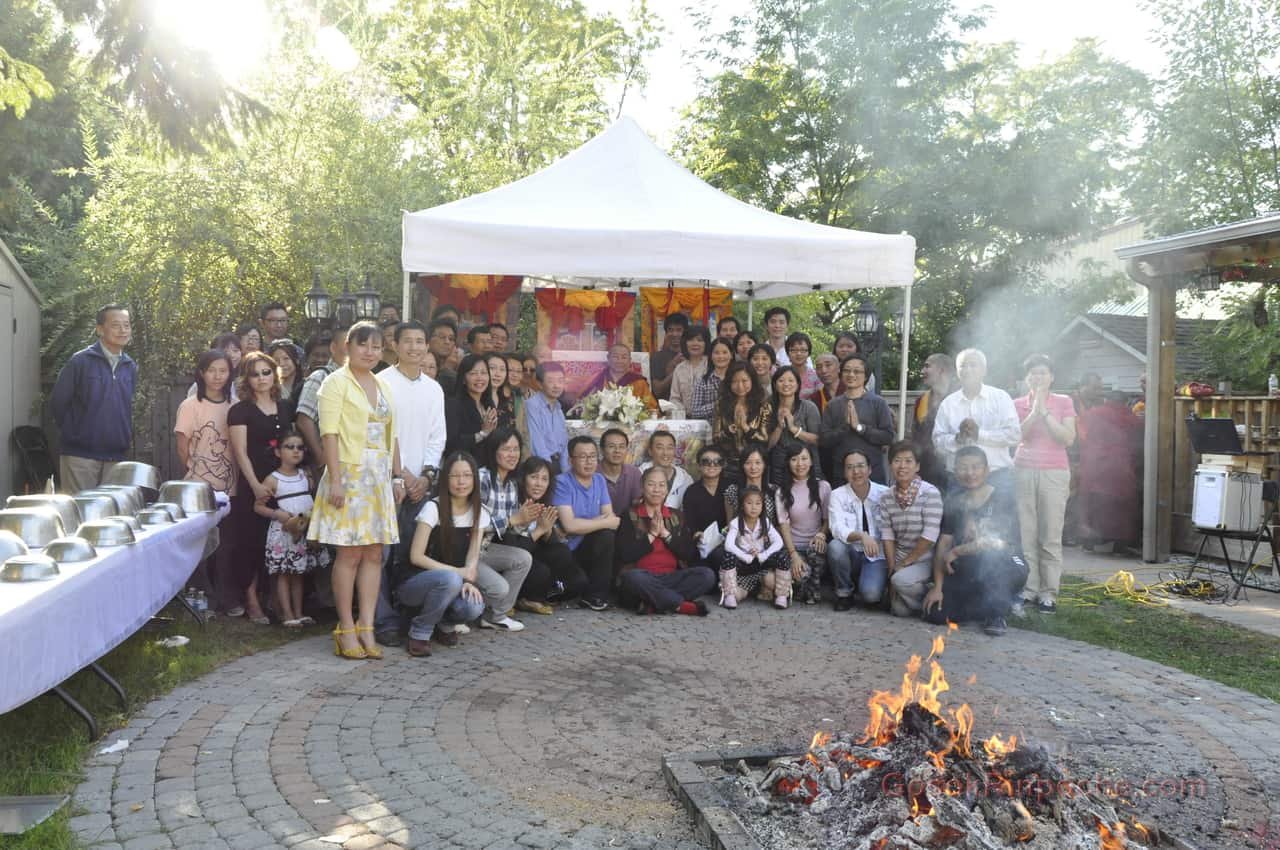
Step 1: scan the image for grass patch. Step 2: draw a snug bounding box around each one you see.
[0,608,316,850]
[1014,575,1280,703]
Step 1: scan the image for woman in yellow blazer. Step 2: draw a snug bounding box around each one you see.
[308,322,406,659]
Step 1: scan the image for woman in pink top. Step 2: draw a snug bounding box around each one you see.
[1013,354,1076,614]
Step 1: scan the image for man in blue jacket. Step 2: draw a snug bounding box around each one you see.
[50,304,138,492]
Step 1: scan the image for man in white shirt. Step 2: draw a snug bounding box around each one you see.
[637,430,693,509]
[931,348,1021,492]
[375,320,446,646]
[826,449,890,610]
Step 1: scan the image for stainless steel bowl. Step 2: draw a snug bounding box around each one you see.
[157,480,218,514]
[149,501,187,521]
[43,536,98,563]
[0,530,30,562]
[1,553,60,582]
[102,462,161,499]
[136,508,175,527]
[98,484,147,513]
[77,489,131,514]
[73,493,120,522]
[76,518,136,547]
[0,507,67,548]
[6,494,82,533]
[108,514,143,532]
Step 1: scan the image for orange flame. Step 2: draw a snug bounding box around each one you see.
[983,733,1018,759]
[810,731,831,750]
[1098,821,1128,850]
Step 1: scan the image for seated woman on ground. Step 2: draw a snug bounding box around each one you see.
[922,446,1028,637]
[616,467,715,616]
[878,441,944,617]
[509,456,590,605]
[775,444,830,607]
[400,451,488,657]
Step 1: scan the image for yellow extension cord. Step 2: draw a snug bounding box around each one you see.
[1061,570,1172,607]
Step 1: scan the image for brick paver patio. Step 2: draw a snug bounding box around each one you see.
[70,603,1280,850]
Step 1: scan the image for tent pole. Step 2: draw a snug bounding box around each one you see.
[897,286,913,440]
[402,271,411,320]
[748,299,754,331]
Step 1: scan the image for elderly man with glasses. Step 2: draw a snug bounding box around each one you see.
[552,436,621,611]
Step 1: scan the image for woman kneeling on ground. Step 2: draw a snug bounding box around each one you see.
[616,466,716,615]
[923,446,1028,637]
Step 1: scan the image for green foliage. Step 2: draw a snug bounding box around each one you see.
[678,0,1149,386]
[379,0,658,196]
[1194,289,1280,390]
[0,43,54,117]
[1132,0,1280,233]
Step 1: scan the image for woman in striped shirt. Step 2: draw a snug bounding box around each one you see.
[878,441,944,618]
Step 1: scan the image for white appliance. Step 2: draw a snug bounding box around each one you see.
[1192,467,1264,531]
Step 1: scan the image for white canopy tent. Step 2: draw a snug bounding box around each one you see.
[400,117,918,430]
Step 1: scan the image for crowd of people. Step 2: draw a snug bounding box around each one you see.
[48,300,1144,657]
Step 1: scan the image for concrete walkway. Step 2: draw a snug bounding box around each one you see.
[69,599,1279,850]
[1063,546,1280,638]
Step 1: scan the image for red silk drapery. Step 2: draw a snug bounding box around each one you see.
[419,274,523,322]
[535,289,635,348]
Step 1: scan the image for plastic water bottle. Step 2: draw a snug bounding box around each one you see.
[1269,373,1278,398]
[195,591,208,614]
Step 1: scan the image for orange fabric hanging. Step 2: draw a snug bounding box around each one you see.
[639,286,733,351]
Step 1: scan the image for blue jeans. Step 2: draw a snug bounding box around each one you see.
[394,569,484,642]
[827,538,888,604]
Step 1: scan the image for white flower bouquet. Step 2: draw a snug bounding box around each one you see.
[579,383,652,428]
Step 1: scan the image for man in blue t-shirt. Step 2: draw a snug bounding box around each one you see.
[553,435,620,610]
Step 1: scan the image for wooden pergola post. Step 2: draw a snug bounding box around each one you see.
[1143,279,1177,562]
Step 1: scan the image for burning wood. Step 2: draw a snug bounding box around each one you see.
[720,634,1176,849]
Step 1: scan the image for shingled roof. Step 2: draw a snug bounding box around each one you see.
[1061,313,1219,378]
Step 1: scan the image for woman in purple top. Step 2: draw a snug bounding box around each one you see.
[776,444,830,606]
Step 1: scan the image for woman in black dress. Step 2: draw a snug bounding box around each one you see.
[229,351,295,623]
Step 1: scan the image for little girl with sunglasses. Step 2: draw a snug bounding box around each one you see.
[256,428,328,627]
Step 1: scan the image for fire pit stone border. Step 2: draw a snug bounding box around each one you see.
[662,746,791,850]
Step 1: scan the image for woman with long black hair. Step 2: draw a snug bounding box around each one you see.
[713,361,772,481]
[445,353,497,457]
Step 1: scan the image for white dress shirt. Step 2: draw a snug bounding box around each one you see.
[829,481,889,550]
[931,383,1021,471]
[382,365,446,474]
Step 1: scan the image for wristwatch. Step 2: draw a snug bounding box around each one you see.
[856,423,866,434]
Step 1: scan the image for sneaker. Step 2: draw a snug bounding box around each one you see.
[478,614,526,631]
[1009,599,1028,620]
[983,617,1008,637]
[578,597,609,612]
[453,623,471,634]
[833,596,854,612]
[1038,599,1057,614]
[676,600,708,616]
[225,605,245,618]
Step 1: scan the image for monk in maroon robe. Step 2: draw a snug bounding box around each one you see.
[1077,393,1143,545]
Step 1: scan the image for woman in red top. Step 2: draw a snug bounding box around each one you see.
[615,467,715,615]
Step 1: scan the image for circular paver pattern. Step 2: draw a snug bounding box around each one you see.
[70,604,1280,850]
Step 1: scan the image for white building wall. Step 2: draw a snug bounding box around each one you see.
[0,240,44,499]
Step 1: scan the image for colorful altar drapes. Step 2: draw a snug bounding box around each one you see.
[639,286,734,351]
[535,289,636,350]
[418,274,523,322]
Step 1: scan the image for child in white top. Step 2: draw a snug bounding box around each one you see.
[719,485,789,609]
[257,430,328,627]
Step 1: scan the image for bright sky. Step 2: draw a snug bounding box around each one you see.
[585,0,1165,144]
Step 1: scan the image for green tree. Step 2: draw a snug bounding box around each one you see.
[1132,0,1280,233]
[679,0,1148,386]
[379,0,657,196]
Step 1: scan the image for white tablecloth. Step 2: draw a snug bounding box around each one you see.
[0,505,227,715]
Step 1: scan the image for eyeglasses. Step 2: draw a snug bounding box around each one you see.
[699,458,725,467]
[572,453,598,461]
[845,463,869,471]
[251,369,275,378]
[280,443,305,451]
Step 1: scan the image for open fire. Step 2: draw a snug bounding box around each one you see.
[722,629,1180,850]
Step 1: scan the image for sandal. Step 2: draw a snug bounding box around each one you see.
[355,625,383,659]
[297,616,316,626]
[283,619,304,629]
[332,627,366,660]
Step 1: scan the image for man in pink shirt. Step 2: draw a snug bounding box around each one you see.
[1012,354,1077,616]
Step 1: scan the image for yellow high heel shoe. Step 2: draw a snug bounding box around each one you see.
[355,625,383,659]
[332,627,367,660]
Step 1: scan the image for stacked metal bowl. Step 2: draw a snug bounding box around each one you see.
[0,507,66,548]
[157,480,218,515]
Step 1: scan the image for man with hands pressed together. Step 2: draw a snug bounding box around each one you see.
[819,354,895,484]
[553,436,621,611]
[931,348,1020,495]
